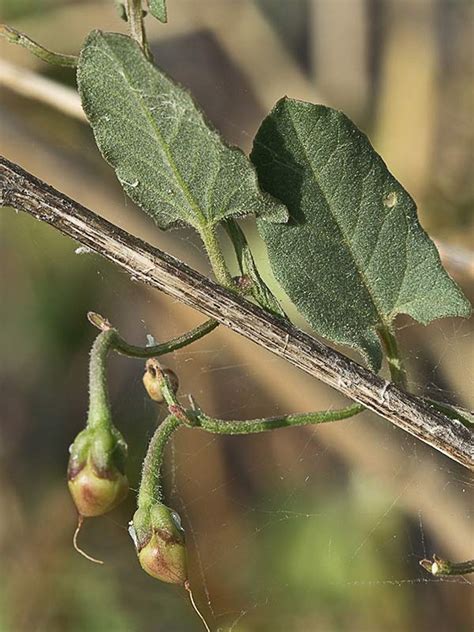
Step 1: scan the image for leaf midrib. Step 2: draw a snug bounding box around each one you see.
[286,106,390,331]
[103,36,208,232]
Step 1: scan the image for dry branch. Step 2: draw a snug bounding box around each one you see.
[1,155,472,470]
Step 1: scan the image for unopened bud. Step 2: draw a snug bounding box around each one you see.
[129,502,187,584]
[68,426,128,517]
[143,360,179,403]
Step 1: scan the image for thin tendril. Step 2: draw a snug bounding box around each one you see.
[72,515,104,565]
[184,580,211,632]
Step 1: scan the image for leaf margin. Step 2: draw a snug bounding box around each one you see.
[251,96,471,370]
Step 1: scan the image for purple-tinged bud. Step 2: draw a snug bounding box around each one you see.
[67,426,128,517]
[142,360,179,403]
[129,502,187,584]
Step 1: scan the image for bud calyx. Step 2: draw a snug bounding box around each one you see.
[130,502,187,584]
[68,426,128,517]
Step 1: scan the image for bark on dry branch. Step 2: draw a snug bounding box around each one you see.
[1,156,472,470]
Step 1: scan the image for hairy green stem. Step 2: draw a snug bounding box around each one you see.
[86,315,217,427]
[200,225,235,289]
[154,361,364,434]
[0,24,78,67]
[86,314,363,510]
[191,404,364,434]
[136,368,362,514]
[420,556,474,577]
[87,329,115,429]
[138,415,181,508]
[378,326,408,388]
[111,319,218,358]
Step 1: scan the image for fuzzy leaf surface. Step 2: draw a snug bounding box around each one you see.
[77,31,287,231]
[252,98,471,369]
[148,0,167,23]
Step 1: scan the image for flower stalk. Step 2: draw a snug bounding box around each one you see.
[0,24,78,67]
[378,325,408,389]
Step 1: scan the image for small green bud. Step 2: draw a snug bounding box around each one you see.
[129,502,187,584]
[68,426,128,517]
[142,360,179,403]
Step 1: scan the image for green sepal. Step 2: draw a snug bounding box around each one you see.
[130,506,151,550]
[67,425,129,517]
[67,428,91,478]
[88,426,127,474]
[130,502,187,584]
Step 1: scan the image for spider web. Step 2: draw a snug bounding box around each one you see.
[74,72,473,628]
[112,278,473,631]
[1,2,473,629]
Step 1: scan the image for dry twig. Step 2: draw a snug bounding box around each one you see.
[1,156,472,470]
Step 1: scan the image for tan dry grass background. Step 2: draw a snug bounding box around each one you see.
[1,1,473,630]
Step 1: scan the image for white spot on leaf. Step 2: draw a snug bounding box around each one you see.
[383,192,397,208]
[75,246,92,255]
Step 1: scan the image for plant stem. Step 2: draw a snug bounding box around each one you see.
[138,415,181,508]
[135,369,362,512]
[125,0,152,59]
[420,556,474,577]
[378,326,408,389]
[199,225,235,289]
[112,319,218,358]
[154,360,364,434]
[0,25,78,67]
[88,317,362,437]
[87,330,115,429]
[191,404,364,435]
[86,316,218,429]
[224,218,286,317]
[4,156,472,470]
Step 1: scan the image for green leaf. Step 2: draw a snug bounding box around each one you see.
[224,219,286,318]
[251,98,471,369]
[148,0,167,23]
[77,31,287,233]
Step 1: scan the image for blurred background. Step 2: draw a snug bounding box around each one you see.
[1,1,473,630]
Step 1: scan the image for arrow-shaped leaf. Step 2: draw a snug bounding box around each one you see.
[251,98,471,369]
[77,31,287,234]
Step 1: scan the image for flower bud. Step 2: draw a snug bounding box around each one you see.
[129,502,187,584]
[143,360,179,403]
[68,426,128,517]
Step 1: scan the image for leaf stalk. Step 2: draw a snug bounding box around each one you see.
[0,24,78,67]
[378,326,408,388]
[199,225,236,289]
[125,0,152,59]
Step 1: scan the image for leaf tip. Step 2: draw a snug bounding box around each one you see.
[148,0,168,23]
